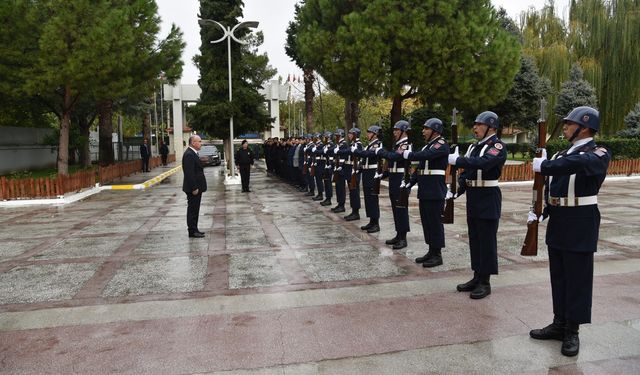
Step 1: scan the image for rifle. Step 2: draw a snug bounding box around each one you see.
[521,99,548,256]
[396,157,411,208]
[443,108,458,224]
[302,148,309,175]
[310,153,316,177]
[349,153,359,190]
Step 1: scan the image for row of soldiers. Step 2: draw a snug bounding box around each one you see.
[264,106,610,357]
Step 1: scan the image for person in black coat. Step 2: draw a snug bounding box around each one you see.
[235,139,254,192]
[182,135,207,238]
[159,140,169,166]
[528,106,610,357]
[448,111,507,300]
[140,138,151,172]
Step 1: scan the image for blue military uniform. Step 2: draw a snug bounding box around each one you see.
[354,125,382,232]
[303,137,316,196]
[378,121,412,249]
[406,119,450,267]
[530,106,610,357]
[332,131,348,213]
[312,136,325,201]
[340,128,363,220]
[321,132,334,206]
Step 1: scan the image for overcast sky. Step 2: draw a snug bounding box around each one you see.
[157,0,571,85]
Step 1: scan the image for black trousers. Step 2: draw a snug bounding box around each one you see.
[419,199,445,249]
[141,157,150,172]
[389,194,410,234]
[161,155,167,165]
[348,174,361,210]
[239,164,251,191]
[549,248,594,324]
[335,175,346,205]
[362,184,379,220]
[186,192,202,233]
[467,217,499,275]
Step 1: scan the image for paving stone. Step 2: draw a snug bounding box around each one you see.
[280,224,361,246]
[226,227,272,250]
[0,239,44,260]
[133,230,208,254]
[32,235,129,260]
[0,263,100,304]
[228,252,289,289]
[102,256,207,297]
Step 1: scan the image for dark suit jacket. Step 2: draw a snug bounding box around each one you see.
[182,148,207,194]
[140,144,150,159]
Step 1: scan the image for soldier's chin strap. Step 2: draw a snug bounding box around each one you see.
[568,125,584,143]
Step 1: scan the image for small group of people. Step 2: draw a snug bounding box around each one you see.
[183,105,609,358]
[139,139,170,172]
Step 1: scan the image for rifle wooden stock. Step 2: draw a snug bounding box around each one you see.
[520,99,547,256]
[396,160,411,208]
[372,157,384,195]
[349,156,358,190]
[302,162,308,175]
[443,108,458,224]
[310,162,315,177]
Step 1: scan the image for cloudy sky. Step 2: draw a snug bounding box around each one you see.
[157,0,571,85]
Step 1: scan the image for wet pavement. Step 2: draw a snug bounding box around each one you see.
[1,162,639,374]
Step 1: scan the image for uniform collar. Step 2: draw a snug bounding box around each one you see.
[567,137,593,154]
[477,134,496,145]
[395,137,408,145]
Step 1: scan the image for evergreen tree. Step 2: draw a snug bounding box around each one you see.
[617,102,640,138]
[554,63,598,119]
[191,0,276,142]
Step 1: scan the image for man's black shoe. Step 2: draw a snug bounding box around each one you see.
[332,205,345,213]
[392,240,407,250]
[360,222,373,230]
[470,282,491,299]
[456,275,479,292]
[385,236,400,245]
[423,254,443,268]
[529,322,565,341]
[189,232,205,238]
[344,213,360,221]
[305,191,315,196]
[312,195,324,201]
[366,224,380,233]
[561,332,580,357]
[320,199,332,206]
[415,254,429,263]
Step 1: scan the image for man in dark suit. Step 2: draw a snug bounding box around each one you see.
[140,138,151,172]
[182,135,207,238]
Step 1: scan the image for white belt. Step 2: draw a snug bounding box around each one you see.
[344,161,353,165]
[548,195,597,207]
[418,169,445,176]
[390,167,404,173]
[364,164,378,169]
[327,157,334,161]
[465,179,499,187]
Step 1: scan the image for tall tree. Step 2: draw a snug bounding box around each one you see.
[492,56,551,130]
[191,0,276,144]
[554,63,597,120]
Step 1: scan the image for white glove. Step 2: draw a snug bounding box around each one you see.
[336,166,342,172]
[350,145,357,152]
[532,148,547,173]
[445,190,453,200]
[334,146,339,154]
[399,181,406,189]
[373,172,383,179]
[312,147,317,153]
[527,210,544,223]
[402,150,411,159]
[448,146,459,165]
[375,148,382,155]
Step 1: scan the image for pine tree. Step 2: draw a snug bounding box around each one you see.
[554,63,598,119]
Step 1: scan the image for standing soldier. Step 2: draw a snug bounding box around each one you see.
[354,125,382,233]
[376,120,412,250]
[448,111,506,299]
[321,131,334,207]
[402,118,449,267]
[341,127,363,221]
[332,129,347,213]
[312,133,325,201]
[528,106,610,357]
[303,135,316,197]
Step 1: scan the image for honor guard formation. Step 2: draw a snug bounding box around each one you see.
[262,105,610,357]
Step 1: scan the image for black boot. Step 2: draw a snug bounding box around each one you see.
[423,248,443,268]
[331,205,345,213]
[415,252,429,263]
[312,194,324,201]
[530,317,566,341]
[360,221,373,230]
[456,272,479,292]
[385,234,400,245]
[320,198,332,206]
[344,210,360,221]
[470,275,491,299]
[392,233,407,249]
[561,322,580,357]
[366,223,380,233]
[305,191,315,196]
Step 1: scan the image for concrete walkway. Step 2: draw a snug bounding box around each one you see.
[1,163,639,374]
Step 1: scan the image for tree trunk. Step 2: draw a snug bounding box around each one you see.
[98,100,114,166]
[390,95,403,125]
[343,99,359,130]
[303,68,315,133]
[78,116,91,167]
[57,85,72,176]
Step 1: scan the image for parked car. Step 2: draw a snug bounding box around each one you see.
[199,145,221,166]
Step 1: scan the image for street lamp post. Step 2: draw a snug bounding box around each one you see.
[198,18,259,183]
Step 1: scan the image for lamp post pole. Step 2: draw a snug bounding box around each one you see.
[198,18,259,182]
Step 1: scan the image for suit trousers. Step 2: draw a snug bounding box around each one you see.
[549,248,594,324]
[419,199,445,249]
[362,184,379,220]
[186,192,202,233]
[467,217,499,275]
[239,164,251,191]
